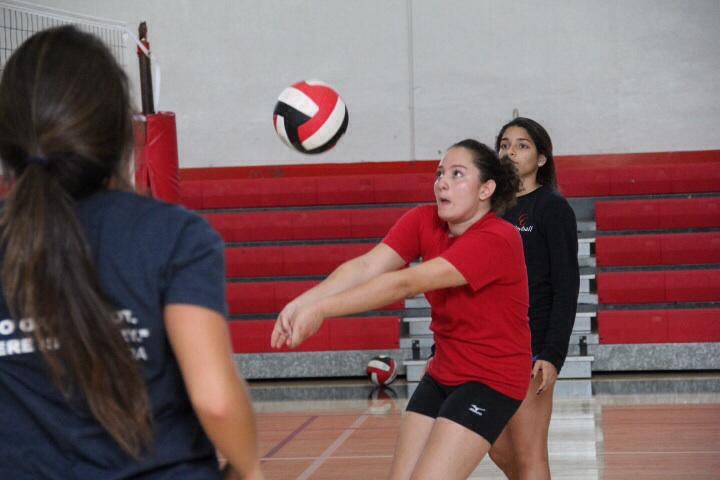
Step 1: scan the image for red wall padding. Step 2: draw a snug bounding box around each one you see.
[225,243,374,278]
[228,316,400,353]
[598,269,720,304]
[596,232,720,266]
[181,159,437,180]
[181,173,435,210]
[596,198,720,231]
[226,281,403,315]
[598,308,720,343]
[207,207,408,243]
[134,113,180,203]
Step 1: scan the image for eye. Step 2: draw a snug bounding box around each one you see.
[452,169,464,178]
[435,170,444,179]
[499,142,509,150]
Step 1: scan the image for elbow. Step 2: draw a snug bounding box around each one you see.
[190,386,241,422]
[396,273,422,299]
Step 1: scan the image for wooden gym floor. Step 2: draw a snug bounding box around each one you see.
[248,372,720,479]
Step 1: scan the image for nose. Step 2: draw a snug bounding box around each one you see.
[436,176,449,190]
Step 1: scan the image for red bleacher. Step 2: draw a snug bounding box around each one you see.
[207,207,408,243]
[180,149,720,358]
[596,198,720,231]
[181,173,435,210]
[228,316,401,353]
[598,269,720,304]
[595,232,720,267]
[226,281,403,316]
[598,309,720,344]
[225,243,373,278]
[556,150,720,197]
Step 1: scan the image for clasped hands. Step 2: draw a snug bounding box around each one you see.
[270,301,326,349]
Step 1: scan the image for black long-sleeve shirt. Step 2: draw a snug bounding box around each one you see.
[503,185,580,372]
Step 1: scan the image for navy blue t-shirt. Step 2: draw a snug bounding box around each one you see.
[0,190,227,479]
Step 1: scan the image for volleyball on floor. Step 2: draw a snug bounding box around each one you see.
[273,80,349,154]
[366,355,398,386]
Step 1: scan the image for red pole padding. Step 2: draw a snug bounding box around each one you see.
[134,112,180,204]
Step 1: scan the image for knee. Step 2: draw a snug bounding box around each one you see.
[489,447,514,474]
[515,452,550,478]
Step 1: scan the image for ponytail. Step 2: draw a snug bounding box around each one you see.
[0,26,151,457]
[490,155,521,216]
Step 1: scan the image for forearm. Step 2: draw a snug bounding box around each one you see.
[165,306,263,479]
[317,268,417,319]
[292,252,392,307]
[196,376,262,479]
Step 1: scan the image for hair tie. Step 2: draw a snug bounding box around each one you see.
[26,155,50,167]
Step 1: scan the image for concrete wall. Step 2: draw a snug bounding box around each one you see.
[17,1,720,167]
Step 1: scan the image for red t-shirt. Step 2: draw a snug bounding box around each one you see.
[383,205,531,400]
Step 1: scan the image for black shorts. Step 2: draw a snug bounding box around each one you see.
[406,373,522,444]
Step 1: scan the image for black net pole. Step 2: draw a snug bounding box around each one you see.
[137,22,154,114]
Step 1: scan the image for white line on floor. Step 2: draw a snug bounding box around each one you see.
[295,414,369,480]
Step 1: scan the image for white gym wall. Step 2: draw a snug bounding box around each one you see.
[25,0,720,167]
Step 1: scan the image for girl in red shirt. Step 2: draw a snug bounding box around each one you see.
[272,140,531,479]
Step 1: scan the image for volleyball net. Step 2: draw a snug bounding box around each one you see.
[0,0,127,74]
[0,2,180,204]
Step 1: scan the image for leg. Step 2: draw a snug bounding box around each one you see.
[413,380,522,479]
[498,374,555,480]
[410,417,491,480]
[489,424,517,479]
[387,412,435,480]
[390,374,447,480]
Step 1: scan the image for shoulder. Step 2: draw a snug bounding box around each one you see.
[536,187,576,222]
[412,204,438,219]
[80,190,220,246]
[536,186,571,209]
[480,213,521,238]
[465,214,521,249]
[395,204,440,228]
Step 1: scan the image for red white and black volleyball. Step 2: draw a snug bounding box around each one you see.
[273,80,349,154]
[366,355,398,386]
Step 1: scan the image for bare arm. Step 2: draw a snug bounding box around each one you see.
[284,256,467,348]
[271,243,406,348]
[292,243,406,307]
[165,305,263,480]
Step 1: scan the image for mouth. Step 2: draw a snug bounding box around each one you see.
[438,197,451,206]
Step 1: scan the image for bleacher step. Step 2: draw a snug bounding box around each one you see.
[589,343,720,371]
[403,355,593,382]
[578,238,595,257]
[405,295,602,309]
[403,312,596,336]
[234,349,404,379]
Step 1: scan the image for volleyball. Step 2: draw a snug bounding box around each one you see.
[273,80,349,154]
[366,355,398,386]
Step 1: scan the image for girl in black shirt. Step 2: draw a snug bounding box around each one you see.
[489,117,580,479]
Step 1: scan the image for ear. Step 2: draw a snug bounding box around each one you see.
[537,155,547,167]
[479,179,496,201]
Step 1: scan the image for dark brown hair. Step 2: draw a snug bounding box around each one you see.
[0,26,151,457]
[495,117,558,190]
[450,139,521,216]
